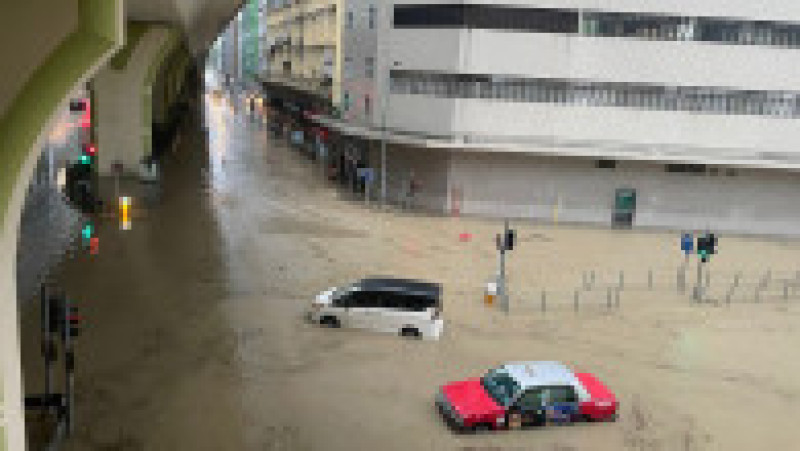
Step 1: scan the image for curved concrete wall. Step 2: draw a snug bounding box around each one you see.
[0,1,123,449]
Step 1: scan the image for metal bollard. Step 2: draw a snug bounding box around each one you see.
[734,273,741,288]
[582,271,589,290]
[648,268,653,290]
[705,268,710,288]
[618,271,624,290]
[607,287,612,310]
[784,282,789,301]
[677,267,685,294]
[614,288,620,308]
[541,290,547,313]
[574,290,579,313]
[755,288,761,303]
[591,270,596,286]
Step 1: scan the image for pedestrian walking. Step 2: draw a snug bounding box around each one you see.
[406,170,421,209]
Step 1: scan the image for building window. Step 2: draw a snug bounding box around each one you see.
[365,57,375,78]
[368,5,377,29]
[344,91,351,111]
[388,69,800,119]
[364,95,371,115]
[393,4,578,33]
[390,5,800,49]
[665,163,706,174]
[596,159,617,169]
[344,56,353,78]
[394,5,465,28]
[347,10,354,29]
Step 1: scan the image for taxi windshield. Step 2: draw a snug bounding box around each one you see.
[480,369,521,406]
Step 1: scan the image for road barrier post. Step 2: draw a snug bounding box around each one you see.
[541,290,546,313]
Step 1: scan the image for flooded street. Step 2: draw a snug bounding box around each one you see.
[17,83,800,451]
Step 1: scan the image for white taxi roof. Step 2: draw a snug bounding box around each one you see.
[502,361,578,389]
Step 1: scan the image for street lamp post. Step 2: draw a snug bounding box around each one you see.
[381,100,387,207]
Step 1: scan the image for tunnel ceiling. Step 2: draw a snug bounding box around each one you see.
[127,0,243,56]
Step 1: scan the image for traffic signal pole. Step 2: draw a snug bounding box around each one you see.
[63,298,78,435]
[41,284,54,415]
[694,260,703,302]
[496,219,511,313]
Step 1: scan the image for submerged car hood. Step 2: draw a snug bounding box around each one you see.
[316,287,337,304]
[441,378,503,418]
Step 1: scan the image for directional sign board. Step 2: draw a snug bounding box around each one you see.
[681,232,694,256]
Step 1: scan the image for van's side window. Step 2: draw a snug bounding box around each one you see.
[351,291,380,308]
[397,293,432,311]
[333,293,350,308]
[377,292,399,309]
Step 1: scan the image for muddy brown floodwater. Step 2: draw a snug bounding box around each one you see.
[19,87,800,451]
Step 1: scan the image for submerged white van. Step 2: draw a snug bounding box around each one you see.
[307,277,444,340]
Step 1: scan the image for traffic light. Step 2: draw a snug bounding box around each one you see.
[81,221,93,247]
[48,295,64,335]
[64,300,81,339]
[708,233,717,255]
[80,144,96,165]
[505,229,516,251]
[697,235,710,263]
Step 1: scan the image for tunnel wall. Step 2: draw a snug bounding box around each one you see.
[0,1,124,449]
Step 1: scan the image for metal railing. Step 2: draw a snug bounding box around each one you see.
[501,264,800,314]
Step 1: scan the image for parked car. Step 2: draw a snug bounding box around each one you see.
[307,277,444,340]
[435,361,618,432]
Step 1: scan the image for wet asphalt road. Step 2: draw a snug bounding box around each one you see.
[20,84,800,451]
[19,88,331,450]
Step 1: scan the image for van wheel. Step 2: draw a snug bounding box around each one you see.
[472,423,491,433]
[400,327,421,339]
[320,316,340,328]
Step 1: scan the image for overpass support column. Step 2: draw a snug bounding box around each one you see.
[93,25,179,180]
[0,1,123,449]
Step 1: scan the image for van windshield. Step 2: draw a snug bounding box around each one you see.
[332,285,355,300]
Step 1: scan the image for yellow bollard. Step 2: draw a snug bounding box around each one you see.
[119,196,131,230]
[485,282,498,307]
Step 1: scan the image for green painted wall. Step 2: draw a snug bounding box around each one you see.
[110,22,148,70]
[0,0,120,226]
[81,0,120,43]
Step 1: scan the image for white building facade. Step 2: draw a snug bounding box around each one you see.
[335,0,800,235]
